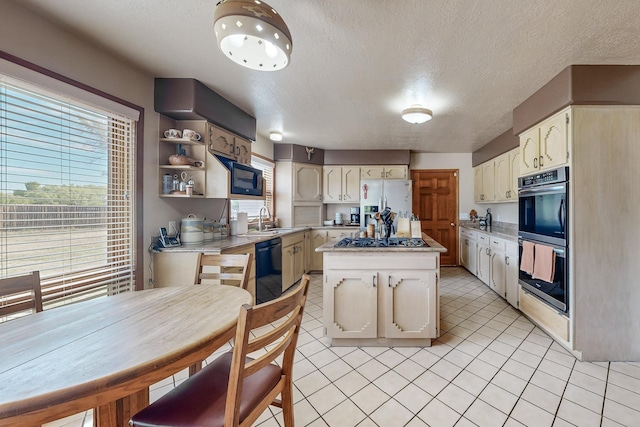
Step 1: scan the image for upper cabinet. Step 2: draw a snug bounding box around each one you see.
[474,147,519,203]
[293,164,323,202]
[520,107,570,176]
[205,122,251,165]
[323,166,360,203]
[361,165,408,180]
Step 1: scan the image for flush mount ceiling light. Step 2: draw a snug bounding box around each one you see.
[214,0,292,71]
[401,105,433,124]
[269,131,283,141]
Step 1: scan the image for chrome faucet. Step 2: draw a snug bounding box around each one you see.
[258,206,271,231]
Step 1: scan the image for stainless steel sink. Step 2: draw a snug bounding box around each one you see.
[237,228,296,237]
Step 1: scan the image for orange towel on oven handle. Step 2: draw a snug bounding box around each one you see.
[532,243,556,283]
[520,241,535,275]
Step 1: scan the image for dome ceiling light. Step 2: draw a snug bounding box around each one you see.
[214,0,293,71]
[269,131,283,141]
[402,105,433,124]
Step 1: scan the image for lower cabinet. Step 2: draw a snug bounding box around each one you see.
[460,226,519,309]
[323,252,439,344]
[310,229,347,271]
[281,232,305,292]
[476,234,491,285]
[489,237,506,297]
[460,228,477,275]
[505,242,519,309]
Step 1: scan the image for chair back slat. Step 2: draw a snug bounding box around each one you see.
[0,271,43,320]
[194,253,252,290]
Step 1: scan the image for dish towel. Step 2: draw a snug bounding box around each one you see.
[520,241,535,274]
[533,243,556,283]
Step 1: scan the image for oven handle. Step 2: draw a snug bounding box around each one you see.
[518,239,566,256]
[559,196,565,234]
[518,184,566,196]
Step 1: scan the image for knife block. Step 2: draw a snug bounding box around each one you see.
[396,218,410,238]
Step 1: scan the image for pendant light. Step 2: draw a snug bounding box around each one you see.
[402,105,433,124]
[214,0,293,71]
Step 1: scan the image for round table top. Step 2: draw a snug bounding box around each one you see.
[0,284,251,425]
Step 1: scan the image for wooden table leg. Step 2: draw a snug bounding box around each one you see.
[94,388,149,427]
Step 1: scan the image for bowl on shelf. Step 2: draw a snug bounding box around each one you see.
[168,154,191,165]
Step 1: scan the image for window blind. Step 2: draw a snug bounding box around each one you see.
[231,156,274,219]
[0,76,136,308]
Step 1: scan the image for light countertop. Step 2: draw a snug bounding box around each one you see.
[459,222,518,242]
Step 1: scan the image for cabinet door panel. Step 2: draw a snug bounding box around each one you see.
[477,244,491,285]
[474,166,483,202]
[509,148,520,198]
[481,162,495,201]
[325,271,377,339]
[208,124,235,157]
[519,128,539,176]
[494,153,510,201]
[323,166,342,203]
[539,110,568,170]
[234,137,251,164]
[293,164,322,202]
[384,166,408,179]
[361,166,385,179]
[384,271,436,339]
[490,250,506,297]
[310,231,327,271]
[342,167,361,202]
[505,251,519,308]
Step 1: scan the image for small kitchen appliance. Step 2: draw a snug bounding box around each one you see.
[350,207,360,225]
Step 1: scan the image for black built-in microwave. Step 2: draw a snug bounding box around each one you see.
[215,155,263,197]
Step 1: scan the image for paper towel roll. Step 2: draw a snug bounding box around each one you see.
[237,212,248,235]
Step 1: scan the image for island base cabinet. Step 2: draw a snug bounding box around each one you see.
[323,252,439,346]
[324,271,378,339]
[383,271,437,339]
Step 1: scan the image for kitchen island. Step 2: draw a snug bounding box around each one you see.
[316,233,447,347]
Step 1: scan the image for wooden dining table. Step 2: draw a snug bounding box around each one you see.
[0,284,252,427]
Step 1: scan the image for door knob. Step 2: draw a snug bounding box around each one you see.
[451,223,455,227]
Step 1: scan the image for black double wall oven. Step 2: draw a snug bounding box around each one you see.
[518,166,569,313]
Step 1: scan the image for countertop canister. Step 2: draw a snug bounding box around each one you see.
[180,214,204,244]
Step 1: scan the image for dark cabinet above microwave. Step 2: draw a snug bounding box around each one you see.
[154,78,256,141]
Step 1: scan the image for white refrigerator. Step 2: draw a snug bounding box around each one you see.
[360,179,413,231]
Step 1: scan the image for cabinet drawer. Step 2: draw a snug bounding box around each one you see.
[490,237,505,251]
[520,288,569,342]
[478,234,490,245]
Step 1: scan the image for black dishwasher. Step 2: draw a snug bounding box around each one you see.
[255,238,283,304]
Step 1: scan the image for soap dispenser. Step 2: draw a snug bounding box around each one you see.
[485,208,492,229]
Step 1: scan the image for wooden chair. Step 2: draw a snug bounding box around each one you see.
[130,275,310,427]
[194,253,252,290]
[0,271,43,320]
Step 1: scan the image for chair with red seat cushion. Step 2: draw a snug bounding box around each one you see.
[130,274,310,427]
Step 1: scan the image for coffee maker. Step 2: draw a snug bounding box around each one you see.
[350,207,360,225]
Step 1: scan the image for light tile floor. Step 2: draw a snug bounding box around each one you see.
[45,268,640,427]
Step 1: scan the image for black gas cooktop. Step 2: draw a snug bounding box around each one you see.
[334,237,428,248]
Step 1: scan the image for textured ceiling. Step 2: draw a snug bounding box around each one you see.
[14,0,640,152]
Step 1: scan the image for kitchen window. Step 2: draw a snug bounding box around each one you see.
[231,155,274,221]
[0,65,140,308]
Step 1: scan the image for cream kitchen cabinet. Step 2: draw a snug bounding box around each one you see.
[323,166,360,203]
[459,227,478,275]
[360,165,408,180]
[489,237,506,297]
[474,162,495,202]
[476,234,491,285]
[309,229,344,271]
[179,120,252,165]
[293,163,323,202]
[494,148,519,202]
[323,251,440,345]
[505,241,519,309]
[519,107,570,176]
[275,161,323,227]
[281,232,305,292]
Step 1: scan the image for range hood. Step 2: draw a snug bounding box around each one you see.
[154,78,256,141]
